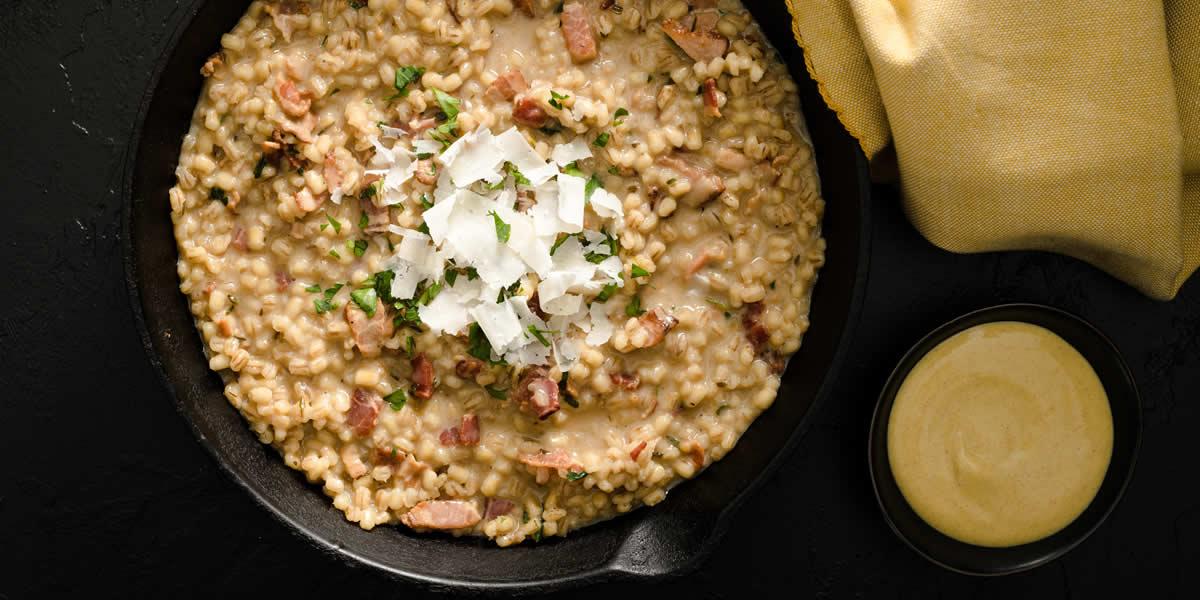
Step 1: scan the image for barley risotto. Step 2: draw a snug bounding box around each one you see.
[169,0,824,546]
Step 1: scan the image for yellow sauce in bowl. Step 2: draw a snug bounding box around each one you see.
[887,321,1113,547]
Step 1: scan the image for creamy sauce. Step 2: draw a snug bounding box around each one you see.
[887,321,1113,547]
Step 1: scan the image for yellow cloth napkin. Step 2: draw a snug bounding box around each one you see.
[786,0,1200,300]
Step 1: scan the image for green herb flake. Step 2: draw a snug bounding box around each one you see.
[349,1,366,9]
[323,282,344,299]
[608,166,620,175]
[593,132,611,148]
[253,156,267,178]
[769,281,776,289]
[347,239,368,257]
[465,267,479,281]
[705,297,730,310]
[584,174,603,201]
[526,325,558,347]
[350,287,378,316]
[565,471,588,482]
[484,385,508,400]
[594,283,618,303]
[384,389,407,410]
[667,178,677,185]
[417,221,430,235]
[625,295,645,317]
[506,161,531,185]
[549,233,570,256]
[325,215,342,234]
[305,284,322,293]
[630,264,650,279]
[666,435,680,448]
[488,210,511,243]
[548,90,568,110]
[313,298,336,314]
[406,335,416,358]
[613,107,629,126]
[467,323,506,366]
[420,194,433,210]
[330,88,341,95]
[358,211,369,229]
[390,65,425,99]
[716,404,730,416]
[209,187,228,204]
[559,376,578,408]
[561,161,585,178]
[417,280,443,305]
[432,88,462,120]
[329,249,342,259]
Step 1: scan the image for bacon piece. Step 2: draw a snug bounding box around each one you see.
[518,448,574,470]
[629,440,648,461]
[610,372,641,390]
[526,292,548,320]
[702,78,721,118]
[514,0,534,17]
[217,317,234,337]
[513,96,549,128]
[483,498,515,521]
[631,307,679,349]
[514,190,536,213]
[274,77,311,117]
[743,301,769,352]
[515,367,560,419]
[323,152,344,197]
[714,148,752,171]
[225,190,242,212]
[264,0,309,42]
[411,353,435,399]
[413,159,437,185]
[231,226,248,252]
[455,357,483,378]
[360,196,390,234]
[341,444,368,478]
[658,155,725,207]
[406,117,439,136]
[661,18,729,63]
[280,112,317,143]
[486,69,528,101]
[292,187,324,213]
[274,271,293,292]
[401,500,481,530]
[344,298,395,358]
[203,281,217,295]
[439,427,461,446]
[459,414,480,445]
[694,10,720,33]
[686,443,705,468]
[347,388,382,436]
[560,2,598,62]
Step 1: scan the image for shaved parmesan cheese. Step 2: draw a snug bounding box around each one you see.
[590,188,623,220]
[587,301,616,346]
[379,124,406,138]
[550,137,592,166]
[471,301,524,354]
[443,128,505,187]
[493,128,558,185]
[421,193,456,245]
[557,174,586,229]
[542,293,582,315]
[421,278,482,336]
[413,138,443,156]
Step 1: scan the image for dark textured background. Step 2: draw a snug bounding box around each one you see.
[1,1,1197,597]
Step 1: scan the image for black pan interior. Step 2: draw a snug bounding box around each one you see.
[123,0,871,592]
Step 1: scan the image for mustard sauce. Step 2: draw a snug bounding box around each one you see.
[887,321,1113,547]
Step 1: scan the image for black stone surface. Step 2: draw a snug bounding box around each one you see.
[1,1,1196,597]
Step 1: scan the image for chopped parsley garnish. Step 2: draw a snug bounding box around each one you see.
[584,174,604,201]
[548,90,568,110]
[350,287,378,316]
[549,233,571,255]
[370,270,396,303]
[608,166,619,175]
[384,388,407,410]
[445,269,458,287]
[705,297,730,310]
[417,280,442,305]
[467,323,507,365]
[465,267,479,281]
[561,161,585,178]
[505,161,531,185]
[406,335,416,358]
[324,282,344,299]
[417,221,430,234]
[329,249,342,259]
[613,107,629,126]
[630,264,650,278]
[526,325,558,347]
[770,281,777,289]
[594,283,618,303]
[716,404,730,416]
[666,178,678,185]
[209,187,228,204]
[420,194,433,210]
[647,74,653,83]
[313,298,336,314]
[349,1,366,9]
[304,284,322,293]
[358,211,369,229]
[330,88,341,95]
[432,87,461,120]
[484,385,507,400]
[325,215,342,233]
[593,132,610,148]
[625,295,645,317]
[253,156,267,178]
[565,471,588,482]
[559,376,578,407]
[488,210,511,243]
[359,184,376,199]
[665,435,680,448]
[347,239,368,257]
[388,65,425,99]
[392,297,423,328]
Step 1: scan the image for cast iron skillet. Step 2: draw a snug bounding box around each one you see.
[122,1,871,592]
